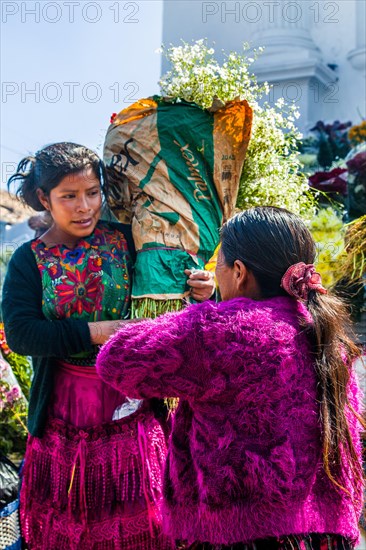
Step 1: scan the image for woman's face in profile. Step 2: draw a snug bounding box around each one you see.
[215,248,237,301]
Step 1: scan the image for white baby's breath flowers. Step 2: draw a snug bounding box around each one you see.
[159,40,315,220]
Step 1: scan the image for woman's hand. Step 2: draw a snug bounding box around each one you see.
[184,269,216,302]
[88,319,140,345]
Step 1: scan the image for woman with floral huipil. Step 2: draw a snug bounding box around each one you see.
[2,142,214,550]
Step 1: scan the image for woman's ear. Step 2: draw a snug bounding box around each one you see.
[233,260,262,299]
[36,188,50,211]
[233,260,248,292]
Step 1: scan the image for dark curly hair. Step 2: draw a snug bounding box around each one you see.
[8,142,109,211]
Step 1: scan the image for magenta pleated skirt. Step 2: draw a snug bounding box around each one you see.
[20,362,173,550]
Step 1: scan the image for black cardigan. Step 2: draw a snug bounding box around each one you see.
[1,222,135,437]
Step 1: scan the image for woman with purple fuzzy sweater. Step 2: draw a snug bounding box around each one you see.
[97,206,365,550]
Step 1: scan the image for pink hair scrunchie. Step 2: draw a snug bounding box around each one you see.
[280,262,328,301]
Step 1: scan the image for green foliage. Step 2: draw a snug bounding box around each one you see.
[132,297,184,319]
[0,324,32,456]
[5,351,32,401]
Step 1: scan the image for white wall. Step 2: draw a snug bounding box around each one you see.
[162,0,366,132]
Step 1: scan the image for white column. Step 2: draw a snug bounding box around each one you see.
[347,0,366,73]
[249,1,337,132]
[251,0,321,61]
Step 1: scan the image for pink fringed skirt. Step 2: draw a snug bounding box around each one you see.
[20,362,173,550]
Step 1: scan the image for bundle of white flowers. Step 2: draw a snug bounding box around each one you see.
[159,40,314,219]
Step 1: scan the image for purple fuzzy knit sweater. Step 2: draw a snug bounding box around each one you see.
[96,296,362,545]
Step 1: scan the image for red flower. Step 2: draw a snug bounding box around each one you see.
[0,325,11,355]
[87,255,102,272]
[346,151,366,177]
[309,168,348,195]
[56,269,102,316]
